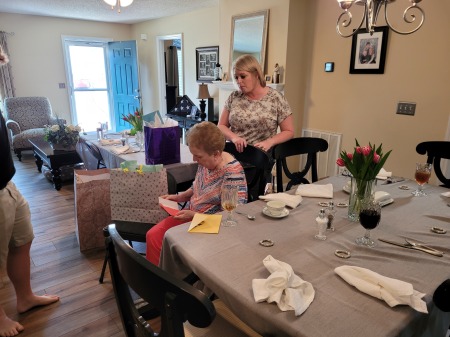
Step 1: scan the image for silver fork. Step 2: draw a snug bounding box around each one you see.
[404,239,444,255]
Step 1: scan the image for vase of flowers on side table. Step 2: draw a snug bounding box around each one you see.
[44,119,81,151]
[336,139,392,222]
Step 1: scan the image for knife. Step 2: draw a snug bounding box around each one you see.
[378,238,444,257]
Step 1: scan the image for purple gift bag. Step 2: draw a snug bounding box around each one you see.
[144,125,180,165]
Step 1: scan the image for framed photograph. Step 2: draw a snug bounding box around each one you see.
[349,26,389,74]
[265,74,272,82]
[196,46,219,83]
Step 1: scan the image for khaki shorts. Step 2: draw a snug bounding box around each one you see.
[0,181,34,270]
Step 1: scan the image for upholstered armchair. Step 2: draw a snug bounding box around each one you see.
[5,97,58,161]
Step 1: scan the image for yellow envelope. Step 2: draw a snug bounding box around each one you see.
[188,213,222,234]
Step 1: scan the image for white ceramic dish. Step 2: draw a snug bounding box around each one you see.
[262,207,289,218]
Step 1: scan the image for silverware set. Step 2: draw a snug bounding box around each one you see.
[378,238,444,257]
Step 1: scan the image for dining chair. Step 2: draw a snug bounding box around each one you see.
[272,137,329,192]
[107,224,262,337]
[224,142,271,202]
[76,137,106,170]
[416,141,450,188]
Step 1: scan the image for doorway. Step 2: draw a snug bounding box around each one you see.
[62,37,112,132]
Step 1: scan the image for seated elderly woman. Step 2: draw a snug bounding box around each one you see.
[146,121,247,265]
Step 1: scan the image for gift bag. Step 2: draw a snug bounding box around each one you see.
[74,168,111,251]
[110,168,168,223]
[144,120,180,165]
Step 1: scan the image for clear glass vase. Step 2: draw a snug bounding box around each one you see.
[348,177,376,222]
[135,131,144,151]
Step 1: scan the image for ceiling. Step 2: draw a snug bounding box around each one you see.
[0,0,219,24]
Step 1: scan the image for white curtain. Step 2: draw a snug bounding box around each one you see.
[0,31,16,104]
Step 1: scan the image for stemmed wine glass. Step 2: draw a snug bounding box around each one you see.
[221,184,238,227]
[412,163,432,197]
[355,199,381,248]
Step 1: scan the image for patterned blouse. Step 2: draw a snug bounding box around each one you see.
[189,158,247,214]
[224,87,292,145]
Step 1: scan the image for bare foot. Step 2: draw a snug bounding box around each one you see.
[17,294,60,314]
[0,315,24,337]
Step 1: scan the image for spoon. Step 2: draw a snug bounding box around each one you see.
[235,210,256,220]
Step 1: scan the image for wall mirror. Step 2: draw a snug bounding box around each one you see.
[229,9,269,78]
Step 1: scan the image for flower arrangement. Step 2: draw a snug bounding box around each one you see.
[336,139,392,181]
[44,119,81,147]
[122,107,143,134]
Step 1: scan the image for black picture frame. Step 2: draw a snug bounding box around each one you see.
[349,26,389,74]
[196,46,219,83]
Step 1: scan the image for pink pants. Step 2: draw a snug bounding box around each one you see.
[146,216,186,265]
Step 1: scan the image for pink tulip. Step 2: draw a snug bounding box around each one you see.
[336,158,345,167]
[356,146,362,154]
[373,154,380,163]
[361,146,371,156]
[347,153,353,160]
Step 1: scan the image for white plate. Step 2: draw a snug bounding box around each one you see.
[262,207,289,218]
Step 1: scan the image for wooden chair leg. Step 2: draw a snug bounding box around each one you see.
[99,226,110,283]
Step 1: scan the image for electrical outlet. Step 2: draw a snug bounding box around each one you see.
[396,102,416,116]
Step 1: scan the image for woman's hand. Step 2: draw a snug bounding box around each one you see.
[173,210,195,221]
[161,194,180,202]
[254,139,273,152]
[231,137,247,153]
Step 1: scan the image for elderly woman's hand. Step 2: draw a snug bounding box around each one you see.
[173,210,195,221]
[231,137,247,153]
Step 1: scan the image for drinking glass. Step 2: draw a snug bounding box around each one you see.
[412,163,432,197]
[221,185,238,227]
[355,199,381,248]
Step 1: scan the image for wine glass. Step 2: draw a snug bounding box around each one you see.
[355,199,381,248]
[221,185,238,227]
[412,163,432,197]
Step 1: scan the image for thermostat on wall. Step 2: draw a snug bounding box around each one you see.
[324,62,334,72]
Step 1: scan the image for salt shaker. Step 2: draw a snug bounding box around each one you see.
[326,201,336,231]
[315,209,327,240]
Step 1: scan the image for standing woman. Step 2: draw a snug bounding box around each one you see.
[218,54,294,154]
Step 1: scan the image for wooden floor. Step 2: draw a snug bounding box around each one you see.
[0,151,126,337]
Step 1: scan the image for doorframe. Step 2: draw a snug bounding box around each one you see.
[156,33,183,116]
[61,35,113,125]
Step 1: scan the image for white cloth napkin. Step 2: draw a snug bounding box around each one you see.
[295,184,333,198]
[252,255,315,316]
[335,265,428,313]
[259,193,302,209]
[376,168,392,180]
[111,145,130,155]
[99,139,122,146]
[441,191,450,197]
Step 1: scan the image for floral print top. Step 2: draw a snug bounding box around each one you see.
[224,87,292,145]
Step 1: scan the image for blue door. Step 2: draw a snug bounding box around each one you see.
[108,40,140,132]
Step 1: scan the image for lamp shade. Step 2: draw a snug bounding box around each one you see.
[103,0,134,7]
[197,84,211,100]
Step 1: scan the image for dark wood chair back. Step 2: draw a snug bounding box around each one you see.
[272,137,328,192]
[107,224,216,337]
[76,137,106,170]
[224,142,271,202]
[416,141,450,188]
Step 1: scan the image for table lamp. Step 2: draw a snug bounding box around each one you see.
[197,83,210,121]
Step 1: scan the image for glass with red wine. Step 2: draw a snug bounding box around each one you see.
[355,199,381,247]
[412,163,432,197]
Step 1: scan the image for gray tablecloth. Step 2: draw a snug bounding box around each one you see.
[81,133,198,184]
[161,176,450,337]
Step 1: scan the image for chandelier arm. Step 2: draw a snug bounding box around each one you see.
[336,5,367,38]
[384,4,425,35]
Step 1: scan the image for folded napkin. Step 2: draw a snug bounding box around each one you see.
[111,145,130,155]
[252,255,315,316]
[335,265,428,313]
[441,191,450,197]
[376,168,392,180]
[99,139,122,146]
[295,184,333,199]
[259,193,302,209]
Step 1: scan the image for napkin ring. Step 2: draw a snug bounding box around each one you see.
[259,239,274,247]
[335,250,351,259]
[431,227,447,234]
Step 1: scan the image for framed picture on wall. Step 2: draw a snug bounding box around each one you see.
[196,46,219,83]
[349,26,389,74]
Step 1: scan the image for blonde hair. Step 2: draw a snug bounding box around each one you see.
[187,121,225,155]
[233,54,266,87]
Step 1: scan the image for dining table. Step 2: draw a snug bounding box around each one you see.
[160,175,450,337]
[80,132,198,186]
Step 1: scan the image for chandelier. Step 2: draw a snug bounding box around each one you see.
[103,0,134,13]
[336,0,425,38]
